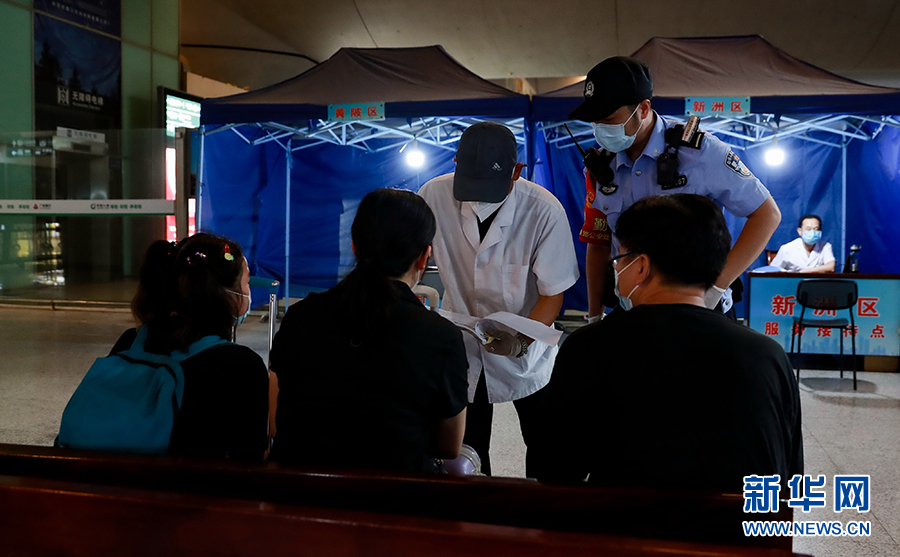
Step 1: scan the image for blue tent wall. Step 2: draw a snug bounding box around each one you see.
[202,127,458,297]
[532,130,592,312]
[202,120,898,314]
[748,137,843,255]
[200,128,272,267]
[847,126,900,274]
[728,136,843,318]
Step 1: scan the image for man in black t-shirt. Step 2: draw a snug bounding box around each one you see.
[534,194,803,491]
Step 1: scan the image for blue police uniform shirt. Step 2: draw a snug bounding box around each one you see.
[589,112,771,252]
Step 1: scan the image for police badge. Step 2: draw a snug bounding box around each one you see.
[725,150,753,177]
[599,182,619,195]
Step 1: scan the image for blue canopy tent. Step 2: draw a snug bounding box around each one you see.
[532,35,900,314]
[198,46,530,302]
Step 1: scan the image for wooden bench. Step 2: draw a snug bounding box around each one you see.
[0,443,797,552]
[0,475,803,557]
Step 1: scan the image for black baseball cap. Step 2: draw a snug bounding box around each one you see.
[453,122,518,203]
[568,56,653,122]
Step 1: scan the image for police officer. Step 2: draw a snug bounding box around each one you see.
[571,56,782,320]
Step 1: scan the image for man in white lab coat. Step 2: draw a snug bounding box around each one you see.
[419,122,579,475]
[770,214,836,273]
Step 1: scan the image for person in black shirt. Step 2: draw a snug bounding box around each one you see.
[270,188,468,473]
[534,194,802,491]
[109,234,270,461]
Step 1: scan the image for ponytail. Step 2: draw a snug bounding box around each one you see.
[339,258,401,336]
[143,234,245,353]
[131,240,177,324]
[339,188,435,340]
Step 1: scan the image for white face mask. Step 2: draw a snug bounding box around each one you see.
[469,198,506,221]
[613,256,641,311]
[228,289,252,325]
[592,105,643,153]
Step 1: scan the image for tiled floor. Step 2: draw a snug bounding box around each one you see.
[790,372,900,555]
[1,306,898,555]
[0,280,138,303]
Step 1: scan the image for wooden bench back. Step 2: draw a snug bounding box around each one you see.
[0,443,794,551]
[0,475,803,557]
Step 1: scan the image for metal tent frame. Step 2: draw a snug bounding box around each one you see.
[199,116,529,302]
[540,112,900,266]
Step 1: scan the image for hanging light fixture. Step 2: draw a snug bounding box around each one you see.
[404,139,425,168]
[765,136,785,166]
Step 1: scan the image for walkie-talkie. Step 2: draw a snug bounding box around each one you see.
[563,124,617,194]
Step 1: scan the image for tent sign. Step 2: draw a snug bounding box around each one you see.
[328,102,385,122]
[685,97,750,117]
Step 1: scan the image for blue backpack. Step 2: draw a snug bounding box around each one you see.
[58,327,229,454]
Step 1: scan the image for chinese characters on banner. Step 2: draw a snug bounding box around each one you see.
[685,97,750,118]
[748,276,900,356]
[328,102,386,122]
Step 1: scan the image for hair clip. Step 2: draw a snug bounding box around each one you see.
[187,252,207,265]
[223,244,234,261]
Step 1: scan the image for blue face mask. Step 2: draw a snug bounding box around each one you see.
[613,256,641,311]
[592,105,643,153]
[228,289,252,325]
[802,230,822,245]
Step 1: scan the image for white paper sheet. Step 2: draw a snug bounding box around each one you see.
[436,309,563,346]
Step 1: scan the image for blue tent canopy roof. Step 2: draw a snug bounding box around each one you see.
[201,45,530,125]
[532,35,900,120]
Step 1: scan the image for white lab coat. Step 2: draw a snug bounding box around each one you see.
[771,238,835,272]
[419,173,579,403]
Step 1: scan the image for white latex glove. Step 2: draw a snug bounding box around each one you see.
[484,330,523,358]
[704,284,727,310]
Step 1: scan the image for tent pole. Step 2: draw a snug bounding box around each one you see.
[285,139,292,307]
[197,127,205,232]
[525,119,536,181]
[841,141,847,270]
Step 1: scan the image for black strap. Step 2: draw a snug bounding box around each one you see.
[657,124,705,190]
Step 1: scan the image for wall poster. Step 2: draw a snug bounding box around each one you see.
[33,13,122,133]
[33,0,121,36]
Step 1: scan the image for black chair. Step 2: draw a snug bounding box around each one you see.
[791,279,858,390]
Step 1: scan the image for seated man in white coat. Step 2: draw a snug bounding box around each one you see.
[771,214,836,273]
[418,122,579,476]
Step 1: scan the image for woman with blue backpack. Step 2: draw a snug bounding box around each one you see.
[59,234,272,461]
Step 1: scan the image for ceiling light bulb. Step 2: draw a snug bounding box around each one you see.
[406,140,424,168]
[765,145,785,166]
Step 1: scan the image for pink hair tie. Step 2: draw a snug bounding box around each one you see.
[186,252,207,265]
